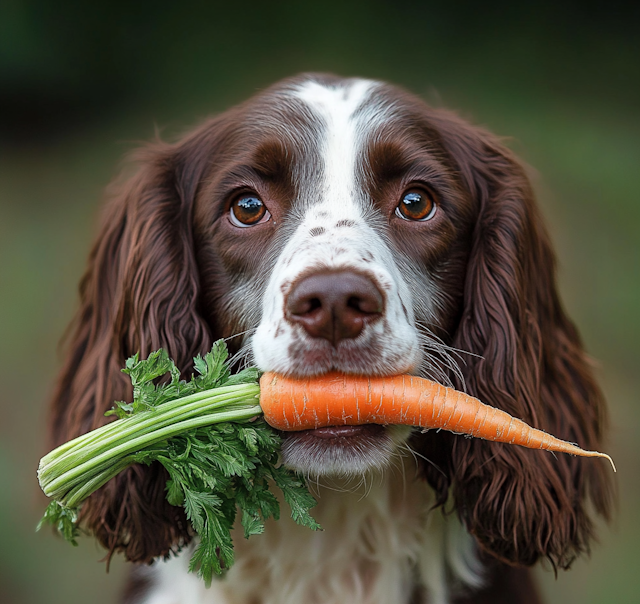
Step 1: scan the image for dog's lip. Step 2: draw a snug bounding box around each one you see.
[292,424,385,439]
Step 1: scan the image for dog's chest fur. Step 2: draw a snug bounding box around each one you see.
[140,459,482,604]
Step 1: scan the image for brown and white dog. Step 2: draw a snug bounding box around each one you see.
[49,74,613,604]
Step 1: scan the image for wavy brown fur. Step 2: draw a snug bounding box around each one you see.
[49,139,214,563]
[412,110,613,569]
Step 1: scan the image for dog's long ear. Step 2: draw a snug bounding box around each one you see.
[419,111,614,569]
[49,133,214,564]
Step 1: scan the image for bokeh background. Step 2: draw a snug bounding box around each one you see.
[1,1,638,602]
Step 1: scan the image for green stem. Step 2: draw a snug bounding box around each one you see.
[40,385,253,467]
[40,395,256,490]
[43,404,263,501]
[40,393,208,465]
[61,456,136,508]
[39,385,259,481]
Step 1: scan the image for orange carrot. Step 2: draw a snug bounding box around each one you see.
[259,372,616,471]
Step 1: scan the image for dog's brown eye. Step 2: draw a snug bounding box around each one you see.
[395,188,436,221]
[230,195,270,227]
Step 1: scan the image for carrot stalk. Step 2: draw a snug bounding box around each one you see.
[259,372,616,471]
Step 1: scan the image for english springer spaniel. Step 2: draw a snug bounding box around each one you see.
[49,74,613,604]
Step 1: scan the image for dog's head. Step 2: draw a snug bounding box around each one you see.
[50,74,612,571]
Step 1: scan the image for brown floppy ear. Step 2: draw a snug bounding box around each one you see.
[419,112,614,569]
[49,136,213,564]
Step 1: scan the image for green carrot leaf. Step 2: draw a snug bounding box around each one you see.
[37,501,80,546]
[104,401,134,418]
[37,340,318,582]
[271,466,322,531]
[193,340,230,390]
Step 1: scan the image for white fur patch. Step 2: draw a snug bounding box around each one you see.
[294,79,376,219]
[252,79,422,380]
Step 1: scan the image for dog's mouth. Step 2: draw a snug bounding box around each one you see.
[279,423,409,478]
[299,424,385,439]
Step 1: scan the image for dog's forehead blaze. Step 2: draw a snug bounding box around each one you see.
[288,79,391,220]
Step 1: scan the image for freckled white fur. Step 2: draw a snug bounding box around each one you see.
[139,458,483,604]
[252,79,423,379]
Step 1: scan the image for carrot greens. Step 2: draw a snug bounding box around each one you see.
[37,341,320,584]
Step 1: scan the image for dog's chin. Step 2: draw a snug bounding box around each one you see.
[280,424,413,479]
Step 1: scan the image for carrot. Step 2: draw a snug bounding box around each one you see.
[259,372,616,471]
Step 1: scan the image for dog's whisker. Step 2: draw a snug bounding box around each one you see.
[414,328,467,390]
[227,340,256,370]
[414,321,484,359]
[223,327,257,343]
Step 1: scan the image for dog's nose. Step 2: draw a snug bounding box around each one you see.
[285,271,384,346]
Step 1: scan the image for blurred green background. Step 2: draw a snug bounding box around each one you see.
[1,1,638,602]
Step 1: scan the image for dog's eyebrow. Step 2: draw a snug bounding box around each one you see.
[366,141,414,180]
[214,144,295,190]
[364,140,446,185]
[251,140,295,180]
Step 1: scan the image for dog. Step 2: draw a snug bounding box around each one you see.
[49,74,613,604]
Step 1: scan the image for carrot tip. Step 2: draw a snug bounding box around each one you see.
[600,453,616,472]
[586,450,616,472]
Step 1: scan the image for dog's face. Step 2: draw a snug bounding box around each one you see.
[191,76,475,477]
[52,73,611,570]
